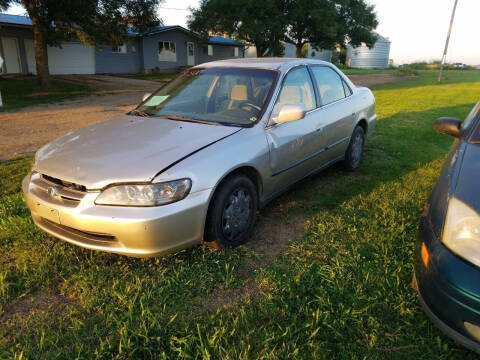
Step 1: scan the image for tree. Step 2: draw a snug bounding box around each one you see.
[189,0,378,59]
[188,0,285,57]
[283,0,378,57]
[0,0,162,87]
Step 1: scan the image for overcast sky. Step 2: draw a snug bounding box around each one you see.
[6,0,479,65]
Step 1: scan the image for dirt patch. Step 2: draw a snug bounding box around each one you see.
[0,75,160,160]
[0,291,74,326]
[247,211,306,261]
[347,73,402,87]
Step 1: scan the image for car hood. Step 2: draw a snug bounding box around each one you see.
[453,143,480,212]
[33,115,241,189]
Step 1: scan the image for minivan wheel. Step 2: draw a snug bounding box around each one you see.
[344,125,365,171]
[204,174,258,248]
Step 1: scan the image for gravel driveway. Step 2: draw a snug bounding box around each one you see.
[0,75,160,160]
[0,73,400,161]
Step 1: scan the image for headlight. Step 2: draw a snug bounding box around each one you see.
[95,179,191,206]
[442,197,480,267]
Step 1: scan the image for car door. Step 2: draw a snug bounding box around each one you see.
[309,65,356,160]
[265,66,324,189]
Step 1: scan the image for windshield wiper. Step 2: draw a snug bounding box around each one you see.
[131,109,151,117]
[164,115,219,125]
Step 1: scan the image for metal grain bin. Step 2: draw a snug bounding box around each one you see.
[346,34,391,68]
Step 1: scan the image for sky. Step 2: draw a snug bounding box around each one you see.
[5,0,480,65]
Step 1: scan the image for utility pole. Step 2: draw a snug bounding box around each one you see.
[438,0,459,83]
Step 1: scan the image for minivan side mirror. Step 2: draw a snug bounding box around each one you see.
[273,104,306,124]
[142,93,152,102]
[433,117,464,138]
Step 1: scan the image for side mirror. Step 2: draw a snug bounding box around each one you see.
[433,117,464,138]
[142,93,152,102]
[273,104,306,124]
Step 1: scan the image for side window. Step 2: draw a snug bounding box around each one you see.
[343,80,352,97]
[274,67,316,114]
[463,102,480,131]
[310,66,346,105]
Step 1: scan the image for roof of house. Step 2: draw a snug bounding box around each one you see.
[143,25,243,46]
[0,13,31,26]
[0,14,243,46]
[206,35,242,45]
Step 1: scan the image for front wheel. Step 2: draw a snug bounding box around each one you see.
[204,174,258,248]
[344,126,365,171]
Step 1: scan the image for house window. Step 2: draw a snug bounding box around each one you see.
[112,44,127,53]
[232,47,239,57]
[158,41,176,62]
[208,45,213,56]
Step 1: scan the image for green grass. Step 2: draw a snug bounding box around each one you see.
[1,70,480,359]
[0,77,91,112]
[115,72,179,83]
[342,68,397,75]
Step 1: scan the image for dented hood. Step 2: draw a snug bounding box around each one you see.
[33,115,241,189]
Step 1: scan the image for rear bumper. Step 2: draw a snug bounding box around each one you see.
[415,217,480,354]
[23,173,212,257]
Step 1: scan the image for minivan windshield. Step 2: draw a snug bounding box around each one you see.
[137,67,278,126]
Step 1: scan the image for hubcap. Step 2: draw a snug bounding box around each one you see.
[222,188,253,241]
[351,133,363,166]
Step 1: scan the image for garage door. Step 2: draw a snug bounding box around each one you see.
[24,40,95,75]
[1,37,21,73]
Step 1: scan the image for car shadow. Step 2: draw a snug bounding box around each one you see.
[245,103,477,259]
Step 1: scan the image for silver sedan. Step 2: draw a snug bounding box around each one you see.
[22,58,376,257]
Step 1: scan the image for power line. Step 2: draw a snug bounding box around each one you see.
[158,7,190,11]
[438,0,459,84]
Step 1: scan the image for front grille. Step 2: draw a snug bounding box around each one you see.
[30,173,87,205]
[42,174,87,192]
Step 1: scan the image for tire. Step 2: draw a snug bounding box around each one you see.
[204,174,258,248]
[344,125,365,171]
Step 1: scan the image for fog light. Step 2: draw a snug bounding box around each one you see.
[464,322,480,341]
[421,242,429,268]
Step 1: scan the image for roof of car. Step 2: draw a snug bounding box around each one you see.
[196,58,332,71]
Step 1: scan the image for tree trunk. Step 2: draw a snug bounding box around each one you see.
[256,46,265,57]
[295,44,303,58]
[22,0,50,88]
[32,22,50,88]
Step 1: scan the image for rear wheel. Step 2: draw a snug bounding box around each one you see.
[344,125,365,171]
[204,174,257,248]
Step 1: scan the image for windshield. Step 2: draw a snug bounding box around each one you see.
[137,67,278,126]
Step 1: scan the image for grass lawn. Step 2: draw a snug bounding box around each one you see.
[0,77,91,112]
[1,70,480,359]
[116,72,179,83]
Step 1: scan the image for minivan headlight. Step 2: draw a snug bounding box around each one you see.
[442,197,480,267]
[95,179,191,206]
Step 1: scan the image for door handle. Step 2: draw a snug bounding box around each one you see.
[315,125,323,132]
